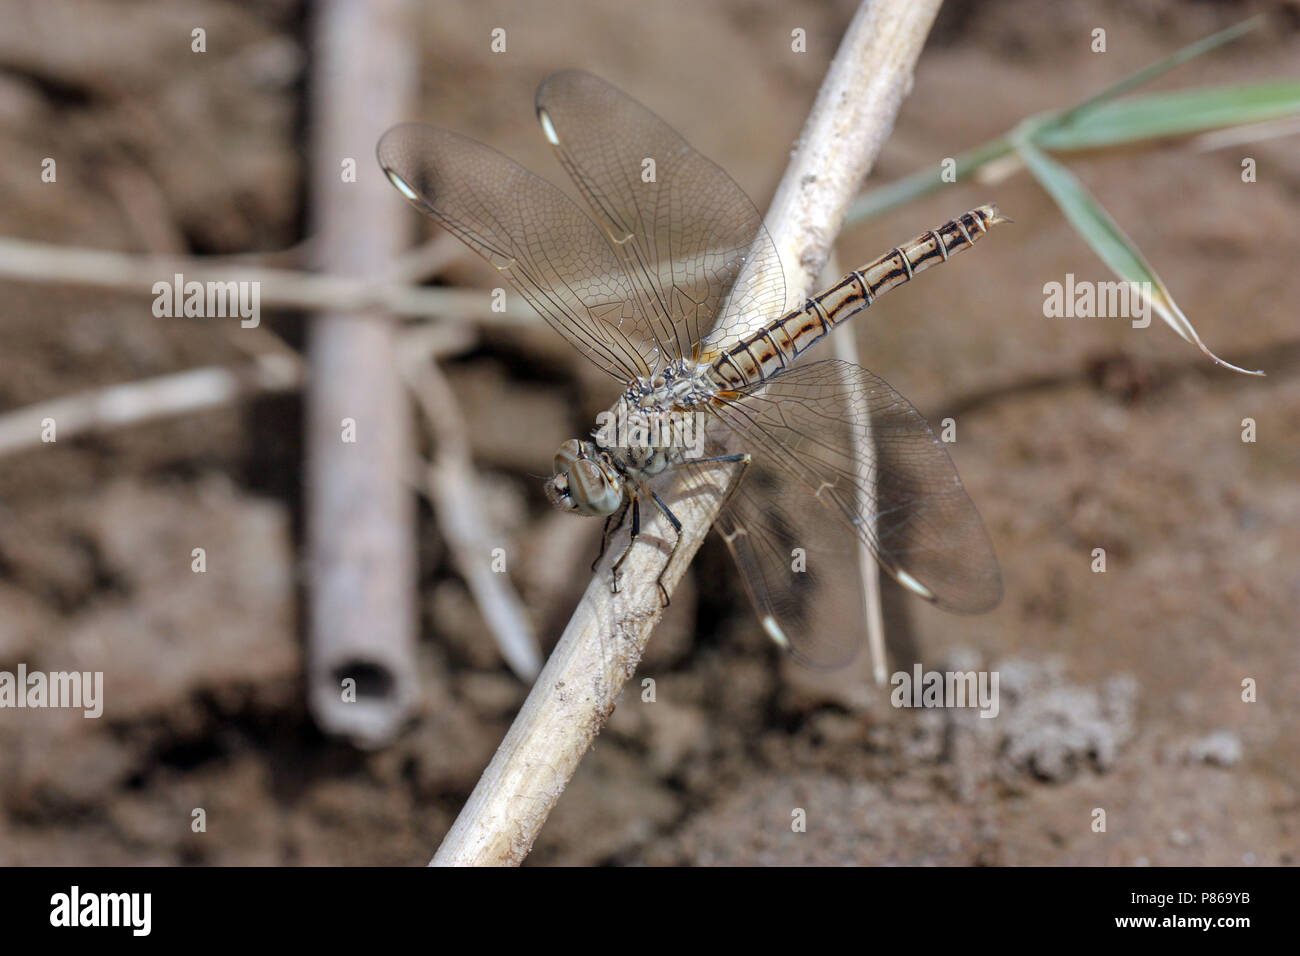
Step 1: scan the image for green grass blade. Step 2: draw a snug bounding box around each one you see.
[1035,81,1300,150]
[845,136,1012,224]
[1054,15,1264,125]
[848,16,1266,226]
[1011,134,1264,376]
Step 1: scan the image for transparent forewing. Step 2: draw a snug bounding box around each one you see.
[535,70,788,363]
[707,359,1002,661]
[377,123,656,382]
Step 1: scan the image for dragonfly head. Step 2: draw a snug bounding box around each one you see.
[545,439,625,517]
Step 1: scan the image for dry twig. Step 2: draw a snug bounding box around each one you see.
[0,354,302,455]
[0,325,476,459]
[401,355,543,682]
[0,234,537,324]
[827,253,889,688]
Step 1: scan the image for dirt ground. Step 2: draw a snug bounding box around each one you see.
[1,0,1297,865]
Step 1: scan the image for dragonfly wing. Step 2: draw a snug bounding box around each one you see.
[711,454,869,668]
[705,359,1002,662]
[535,70,787,363]
[377,123,657,382]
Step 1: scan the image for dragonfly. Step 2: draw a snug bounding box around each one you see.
[378,70,1004,667]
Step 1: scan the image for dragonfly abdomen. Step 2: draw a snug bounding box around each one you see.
[709,203,1008,388]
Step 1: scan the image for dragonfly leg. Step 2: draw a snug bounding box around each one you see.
[592,498,631,573]
[648,490,682,606]
[654,453,752,604]
[672,453,752,514]
[610,493,640,594]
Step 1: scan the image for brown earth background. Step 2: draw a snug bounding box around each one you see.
[1,0,1297,865]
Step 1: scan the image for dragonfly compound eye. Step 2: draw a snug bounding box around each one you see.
[567,459,623,517]
[552,438,584,476]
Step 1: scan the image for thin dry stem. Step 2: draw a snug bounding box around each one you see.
[0,355,302,455]
[401,355,543,682]
[0,324,473,459]
[826,253,889,689]
[0,235,537,325]
[430,0,946,866]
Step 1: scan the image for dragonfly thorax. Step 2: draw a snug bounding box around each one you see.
[627,358,715,408]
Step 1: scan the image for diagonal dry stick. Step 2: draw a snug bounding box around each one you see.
[430,0,947,866]
[0,354,303,455]
[0,323,480,459]
[400,352,544,683]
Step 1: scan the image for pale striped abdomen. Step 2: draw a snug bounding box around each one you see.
[706,204,1008,389]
